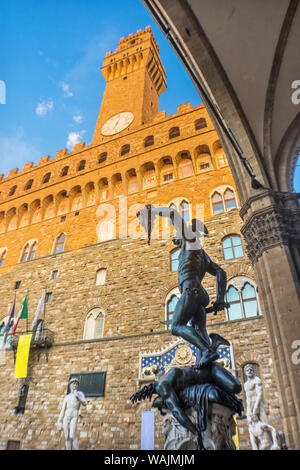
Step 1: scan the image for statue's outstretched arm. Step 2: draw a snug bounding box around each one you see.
[137,205,194,241]
[206,258,230,314]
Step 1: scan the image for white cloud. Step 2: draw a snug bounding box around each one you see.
[0,128,41,177]
[66,131,85,150]
[73,114,83,124]
[36,100,54,117]
[60,81,73,97]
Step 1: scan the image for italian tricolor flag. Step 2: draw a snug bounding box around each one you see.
[11,296,28,335]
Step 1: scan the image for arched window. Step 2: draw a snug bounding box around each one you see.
[83,308,105,340]
[170,249,180,271]
[169,127,180,139]
[178,153,193,178]
[20,244,30,263]
[165,288,181,329]
[211,187,238,215]
[96,268,107,286]
[144,135,154,147]
[226,278,260,321]
[8,185,17,196]
[77,160,86,171]
[167,295,178,325]
[61,166,69,177]
[195,118,207,130]
[224,189,237,211]
[216,152,227,167]
[54,233,66,254]
[24,179,33,191]
[29,242,37,261]
[211,192,224,214]
[20,241,37,263]
[98,152,107,164]
[179,200,190,222]
[42,173,51,184]
[161,158,174,184]
[0,250,6,267]
[120,144,130,156]
[169,203,177,226]
[222,235,244,260]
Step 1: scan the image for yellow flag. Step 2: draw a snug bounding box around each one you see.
[232,415,240,450]
[15,334,33,378]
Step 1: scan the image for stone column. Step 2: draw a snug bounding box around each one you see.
[240,189,300,449]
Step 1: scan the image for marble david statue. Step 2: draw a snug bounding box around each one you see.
[57,377,87,450]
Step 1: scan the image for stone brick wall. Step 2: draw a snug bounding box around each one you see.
[0,211,282,449]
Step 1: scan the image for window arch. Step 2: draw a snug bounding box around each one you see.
[211,192,224,214]
[20,244,30,263]
[144,135,154,147]
[169,127,180,139]
[77,160,86,171]
[160,157,174,184]
[20,240,37,263]
[211,187,238,215]
[222,235,244,260]
[226,277,260,321]
[42,172,51,184]
[54,233,66,254]
[61,166,69,177]
[224,189,237,211]
[98,152,107,164]
[169,202,177,227]
[29,242,37,261]
[120,144,130,156]
[195,118,207,130]
[178,152,193,178]
[8,185,17,196]
[0,250,7,267]
[170,248,180,272]
[24,179,33,191]
[83,308,105,340]
[179,200,190,222]
[165,288,181,328]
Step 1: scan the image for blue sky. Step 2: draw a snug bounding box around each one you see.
[0,0,201,178]
[0,0,299,191]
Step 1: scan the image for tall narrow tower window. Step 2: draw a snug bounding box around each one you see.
[169,127,180,139]
[144,135,154,147]
[120,144,130,156]
[195,118,207,130]
[8,185,17,196]
[61,166,69,177]
[24,179,33,191]
[42,173,51,184]
[77,160,86,171]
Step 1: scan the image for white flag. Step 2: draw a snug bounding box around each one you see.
[31,290,46,329]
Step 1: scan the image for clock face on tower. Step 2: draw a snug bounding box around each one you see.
[101,112,134,136]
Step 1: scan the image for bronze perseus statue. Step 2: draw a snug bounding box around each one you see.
[134,204,243,450]
[137,204,230,367]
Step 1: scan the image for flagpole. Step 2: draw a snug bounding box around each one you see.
[26,288,29,334]
[42,287,47,338]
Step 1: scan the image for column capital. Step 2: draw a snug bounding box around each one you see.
[240,190,300,263]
